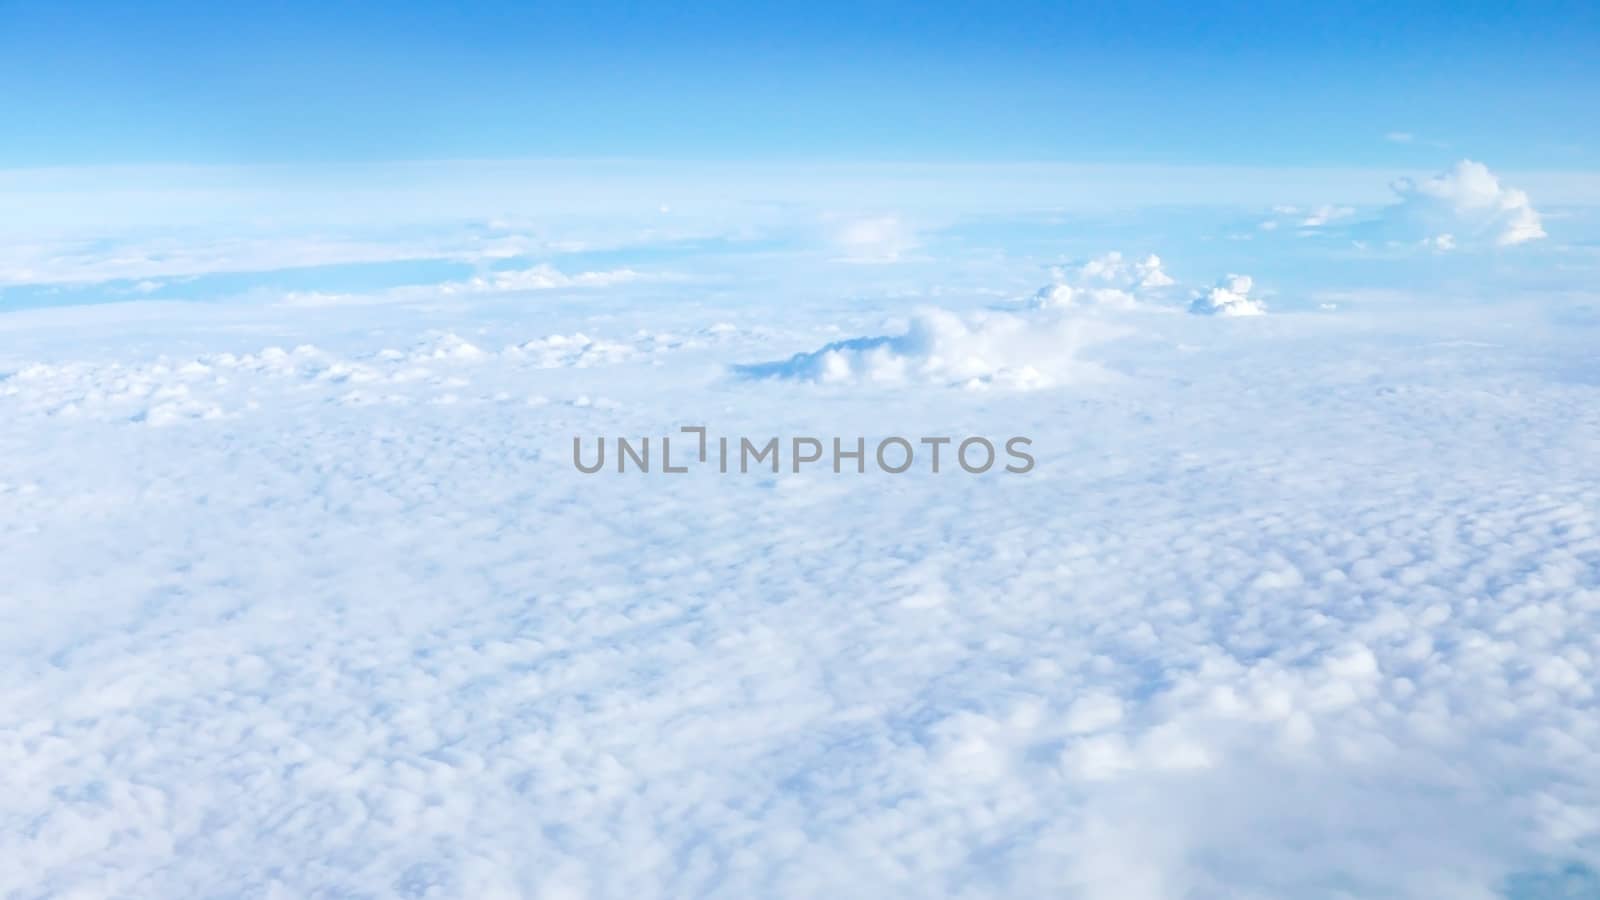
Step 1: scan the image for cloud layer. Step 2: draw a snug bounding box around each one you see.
[7,291,1600,899]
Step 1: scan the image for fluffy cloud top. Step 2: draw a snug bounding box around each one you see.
[1030,252,1173,310]
[737,308,1124,389]
[1190,274,1266,317]
[1385,160,1546,249]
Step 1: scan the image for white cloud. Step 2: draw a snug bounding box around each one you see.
[1257,204,1355,232]
[1029,252,1174,310]
[1030,283,1140,311]
[1190,274,1267,317]
[1386,131,1416,144]
[280,264,650,307]
[1382,160,1546,249]
[6,253,1600,899]
[1299,205,1355,228]
[1081,251,1175,289]
[0,231,650,289]
[830,215,919,263]
[437,264,643,295]
[1254,162,1543,251]
[737,308,1125,389]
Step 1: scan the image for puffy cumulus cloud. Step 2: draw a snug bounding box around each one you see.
[1030,252,1173,310]
[1190,275,1266,317]
[736,309,1126,390]
[829,215,919,263]
[1382,160,1546,249]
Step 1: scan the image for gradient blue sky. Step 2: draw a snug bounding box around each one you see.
[3,0,1598,167]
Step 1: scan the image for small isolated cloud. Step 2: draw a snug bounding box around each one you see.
[1385,131,1415,144]
[736,308,1125,390]
[1380,160,1546,249]
[1029,252,1173,310]
[830,215,919,263]
[1190,275,1266,317]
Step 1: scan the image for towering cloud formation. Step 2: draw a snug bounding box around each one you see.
[1384,160,1546,250]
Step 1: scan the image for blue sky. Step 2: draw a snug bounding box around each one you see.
[3,0,1598,167]
[4,0,1597,315]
